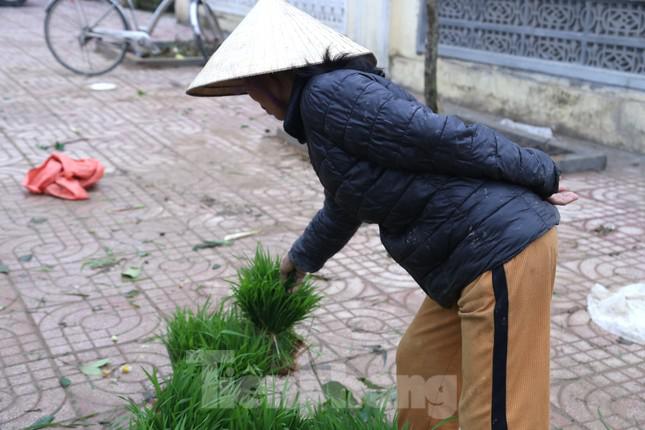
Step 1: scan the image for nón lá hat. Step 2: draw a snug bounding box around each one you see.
[186,0,376,97]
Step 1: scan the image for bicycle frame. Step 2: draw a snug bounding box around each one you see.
[44,0,176,39]
[124,0,175,35]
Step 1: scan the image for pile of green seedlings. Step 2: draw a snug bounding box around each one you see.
[125,246,406,429]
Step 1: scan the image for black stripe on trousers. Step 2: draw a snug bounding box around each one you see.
[491,266,509,430]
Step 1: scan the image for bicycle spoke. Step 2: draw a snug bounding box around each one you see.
[206,12,218,41]
[80,41,94,72]
[66,5,83,26]
[89,5,116,30]
[73,0,89,27]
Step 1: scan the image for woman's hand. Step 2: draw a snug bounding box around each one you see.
[547,185,579,206]
[279,254,306,293]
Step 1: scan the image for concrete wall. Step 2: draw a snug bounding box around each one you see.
[388,0,645,154]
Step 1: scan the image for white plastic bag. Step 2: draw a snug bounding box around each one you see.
[587,283,645,344]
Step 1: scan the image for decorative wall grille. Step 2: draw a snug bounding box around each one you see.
[417,0,645,89]
[209,0,348,32]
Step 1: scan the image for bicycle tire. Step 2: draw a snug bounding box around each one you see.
[191,0,224,63]
[44,0,129,76]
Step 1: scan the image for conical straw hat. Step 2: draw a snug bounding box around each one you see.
[186,0,376,97]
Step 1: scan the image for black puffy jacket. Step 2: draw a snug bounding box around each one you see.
[283,68,560,308]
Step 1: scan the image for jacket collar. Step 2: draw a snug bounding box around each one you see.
[283,75,309,144]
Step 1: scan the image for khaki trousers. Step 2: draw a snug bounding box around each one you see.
[396,228,558,430]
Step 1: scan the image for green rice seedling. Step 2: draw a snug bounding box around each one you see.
[231,246,321,335]
[227,380,306,429]
[126,361,235,430]
[127,361,306,430]
[231,246,321,374]
[299,382,409,430]
[162,299,274,376]
[303,397,405,430]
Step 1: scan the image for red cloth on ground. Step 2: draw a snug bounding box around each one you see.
[22,153,105,200]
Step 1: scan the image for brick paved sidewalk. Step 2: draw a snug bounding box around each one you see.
[1,2,644,429]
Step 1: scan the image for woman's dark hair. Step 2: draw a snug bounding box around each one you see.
[294,47,385,79]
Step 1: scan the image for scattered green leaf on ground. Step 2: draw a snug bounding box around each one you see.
[54,142,65,151]
[357,376,385,390]
[25,413,98,430]
[80,358,110,376]
[367,344,388,366]
[36,144,50,151]
[137,89,146,96]
[192,240,232,251]
[24,414,55,430]
[137,251,149,258]
[114,204,145,213]
[59,376,71,388]
[63,292,90,299]
[240,124,249,129]
[30,217,48,224]
[200,195,216,207]
[125,289,141,299]
[18,254,33,263]
[82,249,118,271]
[598,408,613,430]
[211,263,221,270]
[593,224,616,237]
[38,265,54,272]
[0,262,9,274]
[322,380,358,407]
[122,267,141,280]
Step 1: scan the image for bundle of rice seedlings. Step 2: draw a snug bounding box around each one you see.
[231,246,321,373]
[162,300,273,376]
[127,360,305,430]
[126,361,233,430]
[227,382,306,429]
[232,246,321,335]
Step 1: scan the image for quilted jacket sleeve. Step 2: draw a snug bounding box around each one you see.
[302,71,560,198]
[288,191,362,273]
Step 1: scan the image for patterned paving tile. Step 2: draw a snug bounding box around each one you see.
[30,295,164,357]
[0,309,50,367]
[54,342,171,418]
[0,358,77,430]
[1,1,644,428]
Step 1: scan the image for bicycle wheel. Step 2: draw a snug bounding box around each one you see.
[191,0,225,63]
[0,0,27,7]
[45,0,129,76]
